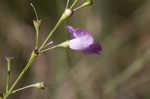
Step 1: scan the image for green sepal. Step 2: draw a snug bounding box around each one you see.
[32,82,45,89]
[58,41,69,48]
[33,20,42,49]
[33,20,42,34]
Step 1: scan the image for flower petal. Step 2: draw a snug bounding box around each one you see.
[66,25,102,54]
[68,35,94,50]
[66,25,75,34]
[66,25,92,38]
[73,28,90,38]
[66,25,76,38]
[82,43,102,54]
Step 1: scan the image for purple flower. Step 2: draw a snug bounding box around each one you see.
[66,25,102,54]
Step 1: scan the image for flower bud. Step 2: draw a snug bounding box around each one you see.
[6,57,14,73]
[32,82,45,89]
[60,9,73,21]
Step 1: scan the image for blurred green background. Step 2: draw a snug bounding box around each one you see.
[0,0,150,99]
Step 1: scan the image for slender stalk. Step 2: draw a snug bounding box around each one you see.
[35,26,40,49]
[39,18,63,50]
[31,3,41,49]
[30,3,39,21]
[66,0,70,9]
[11,84,34,94]
[11,82,44,94]
[3,51,38,99]
[40,41,69,53]
[33,20,41,49]
[73,1,92,11]
[40,45,59,53]
[39,9,72,50]
[6,68,10,93]
[73,5,86,11]
[71,0,78,8]
[5,57,12,93]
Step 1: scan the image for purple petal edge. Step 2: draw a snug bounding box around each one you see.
[74,28,90,38]
[66,25,91,38]
[66,25,75,37]
[82,43,102,54]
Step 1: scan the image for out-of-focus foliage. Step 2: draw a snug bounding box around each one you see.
[0,0,150,99]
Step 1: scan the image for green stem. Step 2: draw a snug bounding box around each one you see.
[40,41,69,53]
[4,51,38,99]
[39,18,63,50]
[33,20,41,50]
[5,58,12,93]
[40,45,59,53]
[11,82,44,94]
[66,0,70,9]
[39,9,72,50]
[71,0,78,8]
[73,1,92,11]
[6,69,10,94]
[35,25,40,49]
[11,84,34,94]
